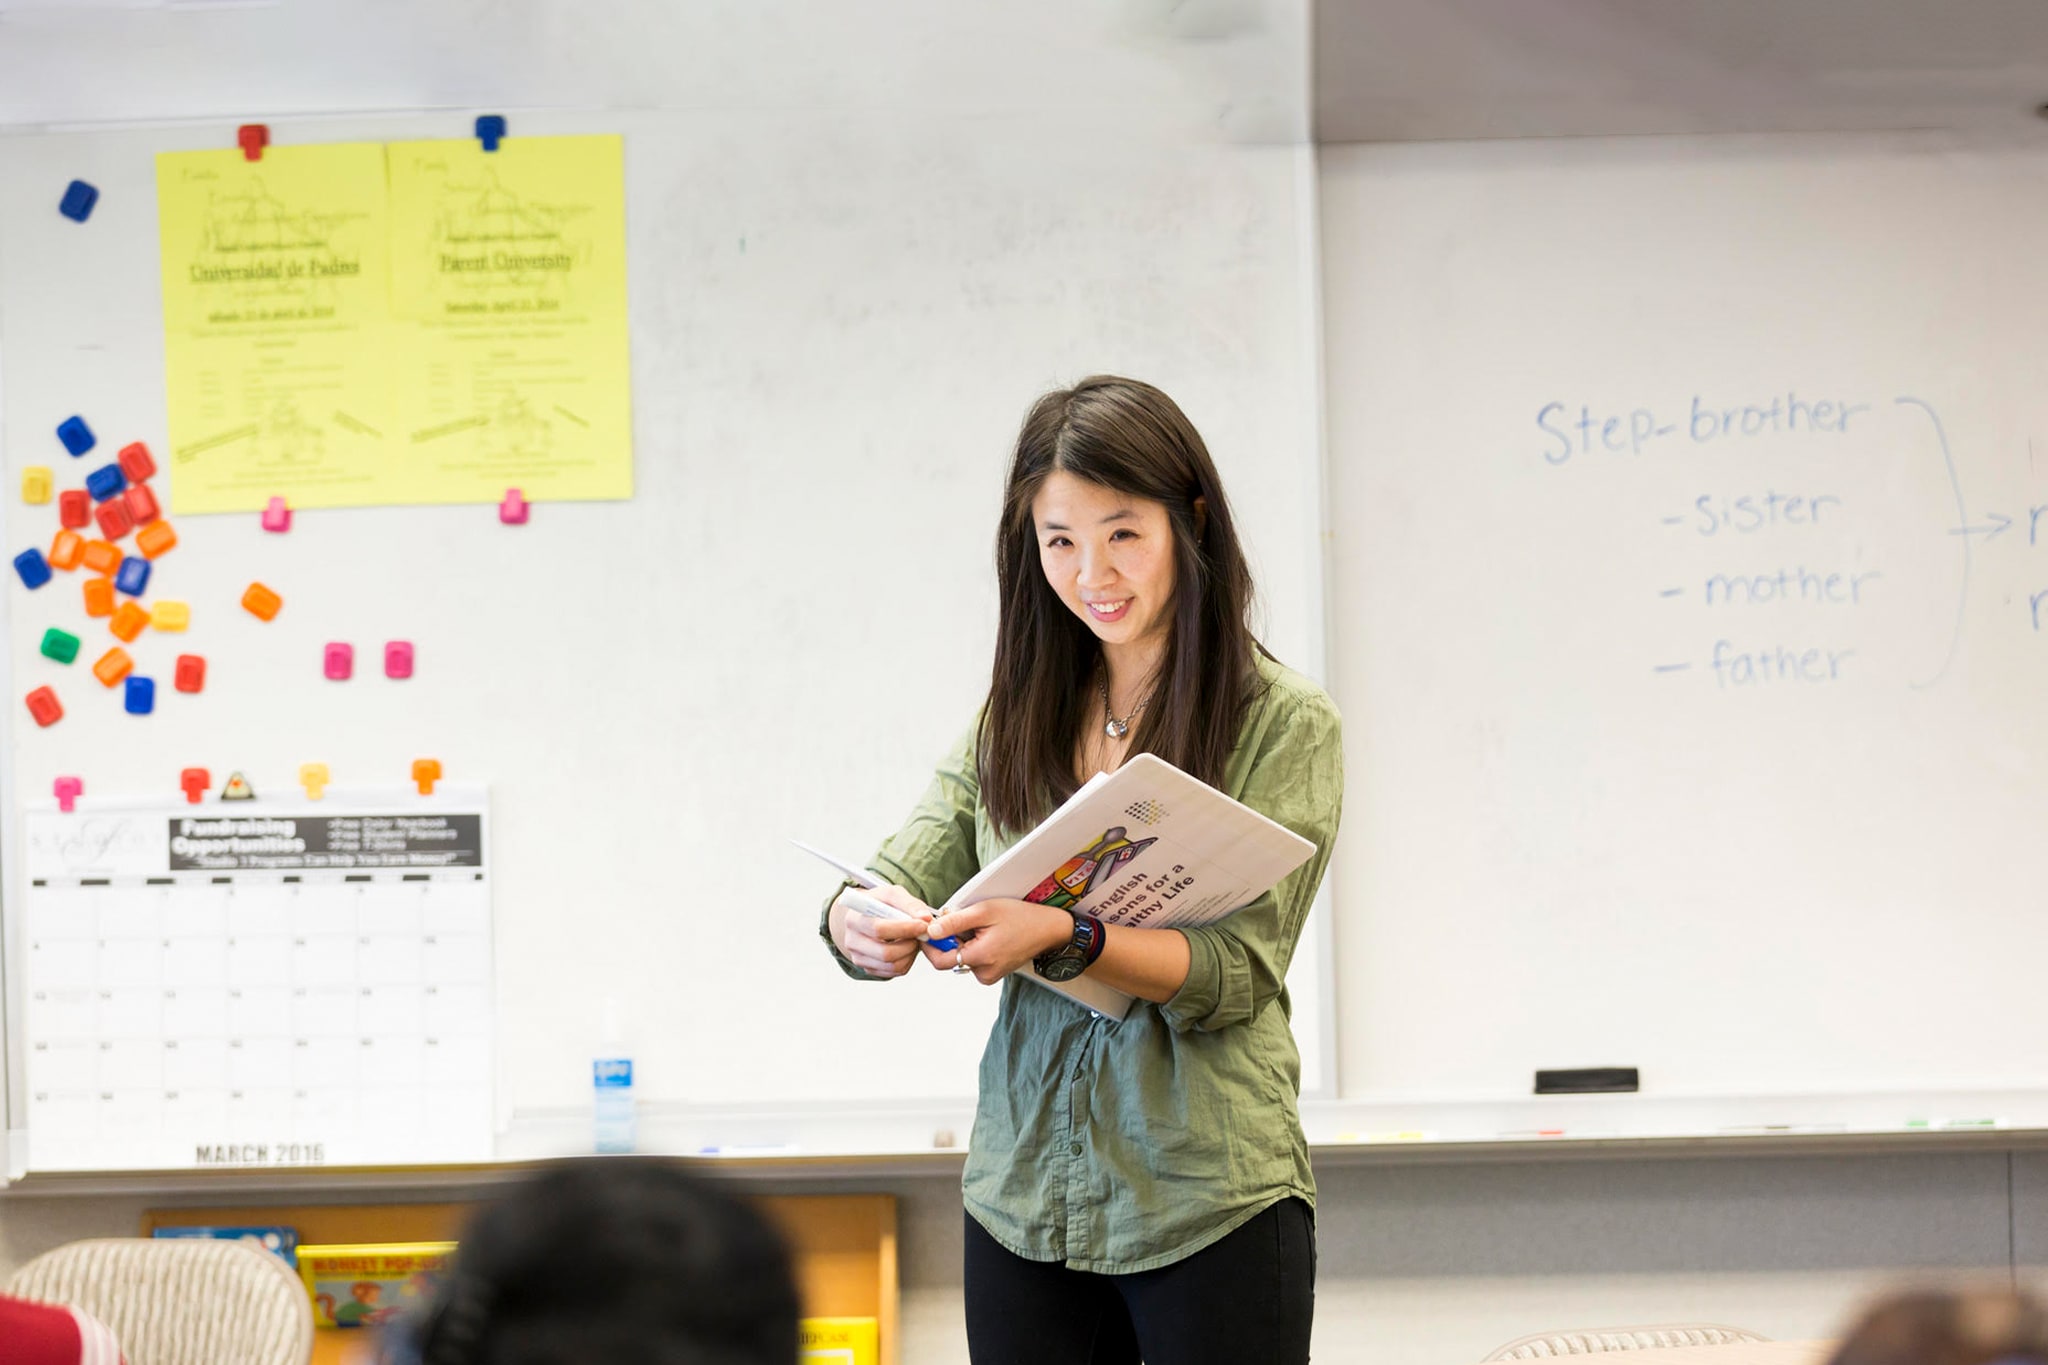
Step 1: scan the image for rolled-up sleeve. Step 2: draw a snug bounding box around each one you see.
[1159,683,1343,1032]
[818,721,985,981]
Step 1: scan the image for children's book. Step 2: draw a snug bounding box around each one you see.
[800,1317,879,1364]
[946,753,1316,1020]
[151,1223,300,1267]
[296,1241,455,1329]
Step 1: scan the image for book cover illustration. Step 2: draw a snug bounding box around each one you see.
[152,1223,300,1267]
[949,754,1316,1018]
[297,1241,455,1328]
[800,1316,879,1364]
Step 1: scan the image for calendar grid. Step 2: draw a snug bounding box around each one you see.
[17,795,493,1172]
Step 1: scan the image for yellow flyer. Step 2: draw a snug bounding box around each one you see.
[385,134,634,504]
[799,1317,879,1365]
[156,144,396,512]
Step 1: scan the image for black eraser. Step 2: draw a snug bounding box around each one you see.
[1535,1067,1639,1094]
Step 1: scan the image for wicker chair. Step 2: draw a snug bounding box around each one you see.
[1487,1324,1770,1359]
[5,1237,312,1365]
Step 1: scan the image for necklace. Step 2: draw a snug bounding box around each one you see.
[1098,675,1147,740]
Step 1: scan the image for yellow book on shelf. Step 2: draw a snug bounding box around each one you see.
[297,1241,456,1329]
[800,1316,879,1365]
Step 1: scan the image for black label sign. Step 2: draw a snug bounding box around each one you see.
[166,814,483,871]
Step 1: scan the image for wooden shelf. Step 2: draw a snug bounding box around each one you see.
[144,1191,898,1365]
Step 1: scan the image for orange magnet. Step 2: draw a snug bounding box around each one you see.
[242,582,282,621]
[83,577,115,617]
[92,647,133,688]
[412,758,442,795]
[136,520,177,560]
[48,530,84,571]
[109,601,149,642]
[80,539,120,575]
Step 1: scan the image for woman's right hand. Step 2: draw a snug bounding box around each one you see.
[829,883,936,978]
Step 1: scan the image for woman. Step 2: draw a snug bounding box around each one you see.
[821,376,1343,1364]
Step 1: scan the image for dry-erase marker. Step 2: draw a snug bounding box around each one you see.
[839,889,962,952]
[790,839,885,889]
[792,839,960,950]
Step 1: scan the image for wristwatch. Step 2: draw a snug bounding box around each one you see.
[1033,914,1103,983]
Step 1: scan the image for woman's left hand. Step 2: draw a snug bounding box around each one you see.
[925,899,1076,985]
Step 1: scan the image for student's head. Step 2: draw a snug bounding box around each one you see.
[1829,1288,2048,1365]
[402,1157,799,1365]
[982,375,1261,832]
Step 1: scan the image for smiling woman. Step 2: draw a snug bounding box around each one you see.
[816,375,1344,1365]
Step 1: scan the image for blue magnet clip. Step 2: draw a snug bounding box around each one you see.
[475,115,507,152]
[115,556,151,597]
[57,416,95,457]
[14,549,53,589]
[124,675,155,715]
[60,180,99,223]
[85,463,128,502]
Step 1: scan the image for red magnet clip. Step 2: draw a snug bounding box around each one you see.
[180,767,210,804]
[238,124,269,161]
[26,687,63,728]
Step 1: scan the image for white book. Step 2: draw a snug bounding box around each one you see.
[944,753,1316,1021]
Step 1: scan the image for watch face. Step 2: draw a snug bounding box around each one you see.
[1036,949,1087,982]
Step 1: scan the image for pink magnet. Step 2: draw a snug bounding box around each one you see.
[54,776,82,812]
[262,496,291,532]
[385,640,414,679]
[323,642,353,681]
[499,488,529,524]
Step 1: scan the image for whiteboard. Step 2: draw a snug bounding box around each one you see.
[1320,131,2048,1135]
[0,109,1330,1165]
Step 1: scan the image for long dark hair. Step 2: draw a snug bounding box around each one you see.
[979,376,1262,835]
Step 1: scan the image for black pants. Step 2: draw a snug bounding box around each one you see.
[963,1199,1315,1365]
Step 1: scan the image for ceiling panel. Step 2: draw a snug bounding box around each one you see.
[1316,0,2048,142]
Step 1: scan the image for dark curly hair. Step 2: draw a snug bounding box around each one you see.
[400,1158,799,1365]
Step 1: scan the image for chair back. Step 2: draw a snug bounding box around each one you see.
[5,1237,313,1365]
[1487,1324,1770,1358]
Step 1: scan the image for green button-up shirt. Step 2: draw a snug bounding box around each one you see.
[821,652,1343,1273]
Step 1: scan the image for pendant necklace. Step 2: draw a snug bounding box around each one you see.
[1098,675,1148,740]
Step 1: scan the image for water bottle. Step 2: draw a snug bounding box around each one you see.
[592,999,635,1154]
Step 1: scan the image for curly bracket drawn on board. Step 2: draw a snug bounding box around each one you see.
[1895,395,1970,691]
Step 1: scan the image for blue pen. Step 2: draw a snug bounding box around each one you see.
[792,840,961,951]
